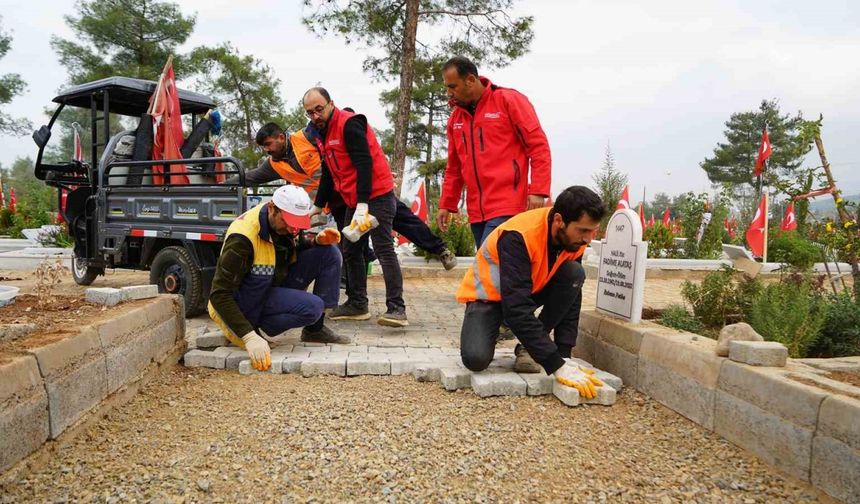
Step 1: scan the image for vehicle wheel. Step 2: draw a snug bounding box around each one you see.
[71,255,103,285]
[149,246,204,318]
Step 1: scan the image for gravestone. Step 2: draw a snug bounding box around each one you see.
[595,209,648,323]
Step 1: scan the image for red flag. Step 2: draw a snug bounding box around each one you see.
[780,202,797,231]
[73,127,84,162]
[648,214,655,228]
[617,185,630,210]
[0,173,5,208]
[9,187,16,214]
[662,207,671,227]
[150,58,188,185]
[398,181,428,245]
[746,196,767,257]
[212,140,226,183]
[637,202,646,231]
[753,128,772,178]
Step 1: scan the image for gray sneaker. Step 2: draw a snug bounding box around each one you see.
[378,309,409,327]
[438,248,458,270]
[514,346,542,373]
[301,325,351,344]
[329,303,371,321]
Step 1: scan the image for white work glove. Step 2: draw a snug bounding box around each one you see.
[554,359,604,399]
[241,331,271,371]
[349,203,372,232]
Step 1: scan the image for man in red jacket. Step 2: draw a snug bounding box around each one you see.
[437,56,552,247]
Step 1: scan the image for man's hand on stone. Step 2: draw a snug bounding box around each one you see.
[241,331,271,371]
[554,360,603,399]
[527,195,546,210]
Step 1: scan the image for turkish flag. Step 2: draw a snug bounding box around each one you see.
[746,196,767,257]
[150,59,188,185]
[648,214,655,228]
[662,207,671,227]
[73,128,84,162]
[9,187,16,214]
[397,181,428,245]
[754,128,772,178]
[617,185,630,210]
[638,202,646,231]
[781,202,797,231]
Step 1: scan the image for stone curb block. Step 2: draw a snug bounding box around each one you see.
[519,372,554,396]
[810,395,860,503]
[85,287,122,306]
[471,372,527,398]
[184,348,230,369]
[120,284,158,301]
[729,340,788,367]
[301,356,346,377]
[196,331,228,349]
[0,354,49,473]
[440,367,471,391]
[347,355,391,376]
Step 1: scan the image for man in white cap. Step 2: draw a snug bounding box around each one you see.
[208,184,347,371]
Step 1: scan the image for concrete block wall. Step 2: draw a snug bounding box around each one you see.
[0,295,185,473]
[575,309,860,503]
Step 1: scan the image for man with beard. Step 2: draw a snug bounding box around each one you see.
[455,186,607,397]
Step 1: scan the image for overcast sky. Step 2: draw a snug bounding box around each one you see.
[2,0,860,201]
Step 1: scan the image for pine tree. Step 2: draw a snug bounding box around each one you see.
[0,18,31,136]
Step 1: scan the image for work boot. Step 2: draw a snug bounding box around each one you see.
[301,325,351,344]
[329,302,371,321]
[514,345,542,373]
[438,248,458,270]
[377,309,409,327]
[498,323,516,341]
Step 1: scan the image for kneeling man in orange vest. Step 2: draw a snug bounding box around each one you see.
[456,185,607,398]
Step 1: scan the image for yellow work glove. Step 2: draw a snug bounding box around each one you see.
[554,360,604,399]
[315,227,341,246]
[349,203,374,233]
[241,331,271,371]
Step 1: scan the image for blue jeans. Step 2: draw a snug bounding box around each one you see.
[470,216,514,247]
[256,245,341,335]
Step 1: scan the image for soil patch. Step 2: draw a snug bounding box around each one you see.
[826,370,860,389]
[0,294,146,354]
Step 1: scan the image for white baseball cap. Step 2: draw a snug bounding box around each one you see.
[272,184,312,230]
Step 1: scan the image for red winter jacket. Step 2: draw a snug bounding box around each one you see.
[318,107,394,208]
[439,77,551,223]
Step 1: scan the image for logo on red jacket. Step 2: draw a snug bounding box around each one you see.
[452,122,463,130]
[484,112,501,119]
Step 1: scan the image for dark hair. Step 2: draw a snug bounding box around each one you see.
[552,186,607,224]
[442,56,479,78]
[255,122,283,145]
[303,86,331,103]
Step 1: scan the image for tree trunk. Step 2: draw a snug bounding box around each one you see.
[391,0,419,198]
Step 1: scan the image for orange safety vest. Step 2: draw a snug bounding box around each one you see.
[456,207,585,303]
[269,131,322,198]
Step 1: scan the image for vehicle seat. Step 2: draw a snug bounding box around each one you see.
[101,130,153,186]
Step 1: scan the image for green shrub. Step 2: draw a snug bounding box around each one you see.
[644,223,683,258]
[748,279,826,358]
[415,212,475,259]
[768,231,822,271]
[658,304,705,333]
[807,293,860,358]
[681,266,744,328]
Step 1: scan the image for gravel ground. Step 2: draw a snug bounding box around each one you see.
[1,368,830,504]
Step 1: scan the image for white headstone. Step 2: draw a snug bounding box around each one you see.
[596,209,648,323]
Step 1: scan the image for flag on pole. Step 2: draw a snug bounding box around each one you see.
[0,172,4,208]
[648,214,655,228]
[746,196,767,257]
[637,202,646,231]
[662,207,671,227]
[780,202,797,231]
[9,187,16,214]
[73,126,84,162]
[616,185,630,210]
[397,181,428,245]
[149,56,188,185]
[753,127,772,178]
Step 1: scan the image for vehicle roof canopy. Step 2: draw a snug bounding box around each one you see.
[53,76,216,116]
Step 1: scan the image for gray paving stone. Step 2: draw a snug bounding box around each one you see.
[196,331,228,349]
[329,344,367,353]
[412,363,443,382]
[471,372,527,398]
[184,348,229,369]
[301,356,346,377]
[282,354,310,374]
[120,284,158,301]
[440,367,472,391]
[594,369,623,391]
[292,345,331,354]
[368,346,407,354]
[389,356,425,375]
[519,372,554,396]
[225,349,248,369]
[270,353,287,374]
[85,287,122,306]
[346,355,391,376]
[552,380,617,407]
[238,360,260,375]
[729,340,788,367]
